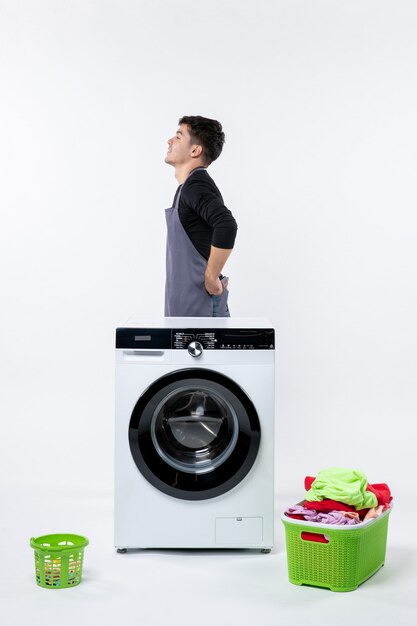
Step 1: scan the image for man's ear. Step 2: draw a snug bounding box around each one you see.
[191,144,203,158]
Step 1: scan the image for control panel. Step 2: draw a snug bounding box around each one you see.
[173,329,274,350]
[115,328,274,350]
[174,332,216,350]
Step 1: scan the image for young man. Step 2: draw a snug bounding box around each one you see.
[164,115,237,317]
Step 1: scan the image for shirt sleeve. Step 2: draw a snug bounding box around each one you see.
[181,176,238,249]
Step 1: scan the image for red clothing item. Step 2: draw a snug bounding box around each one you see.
[365,483,393,506]
[303,499,357,513]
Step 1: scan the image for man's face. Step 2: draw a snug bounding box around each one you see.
[165,124,195,166]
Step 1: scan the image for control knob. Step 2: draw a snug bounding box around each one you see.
[188,341,203,358]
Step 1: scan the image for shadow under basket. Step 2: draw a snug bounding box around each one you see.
[30,534,89,589]
[281,507,391,592]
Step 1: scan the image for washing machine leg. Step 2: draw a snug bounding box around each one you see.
[261,548,271,554]
[117,548,128,554]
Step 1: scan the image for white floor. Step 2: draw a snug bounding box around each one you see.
[1,484,416,626]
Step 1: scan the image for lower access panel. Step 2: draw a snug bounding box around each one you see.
[215,517,263,546]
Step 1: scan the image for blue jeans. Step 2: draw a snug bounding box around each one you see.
[211,295,230,317]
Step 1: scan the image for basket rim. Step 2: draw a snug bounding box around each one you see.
[30,533,89,551]
[281,503,392,531]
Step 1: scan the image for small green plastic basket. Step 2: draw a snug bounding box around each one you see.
[30,534,89,589]
[281,507,391,592]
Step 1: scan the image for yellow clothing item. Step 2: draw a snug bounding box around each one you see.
[305,467,378,510]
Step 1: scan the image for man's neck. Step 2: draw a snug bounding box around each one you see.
[175,162,206,184]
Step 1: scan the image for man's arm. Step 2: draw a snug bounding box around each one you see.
[182,174,237,295]
[205,246,233,295]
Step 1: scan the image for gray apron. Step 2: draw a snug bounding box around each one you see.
[165,168,229,317]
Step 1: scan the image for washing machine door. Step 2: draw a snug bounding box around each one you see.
[129,368,261,500]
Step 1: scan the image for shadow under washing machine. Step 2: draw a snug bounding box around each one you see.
[114,317,275,551]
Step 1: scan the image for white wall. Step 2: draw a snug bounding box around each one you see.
[1,0,416,500]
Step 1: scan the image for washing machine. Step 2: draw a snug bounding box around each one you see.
[114,317,275,551]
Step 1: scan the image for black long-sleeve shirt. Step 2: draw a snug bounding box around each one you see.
[172,169,238,261]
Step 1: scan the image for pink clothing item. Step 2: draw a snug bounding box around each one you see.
[285,505,361,526]
[363,505,385,521]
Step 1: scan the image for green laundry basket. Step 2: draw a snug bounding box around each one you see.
[281,507,391,592]
[30,534,89,589]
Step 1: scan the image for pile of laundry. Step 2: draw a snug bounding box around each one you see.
[284,467,392,526]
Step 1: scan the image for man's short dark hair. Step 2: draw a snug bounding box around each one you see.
[179,115,225,166]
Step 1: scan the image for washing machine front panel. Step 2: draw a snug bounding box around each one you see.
[129,368,261,500]
[115,319,275,549]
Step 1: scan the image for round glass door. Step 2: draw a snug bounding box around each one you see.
[129,369,261,500]
[151,386,239,474]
